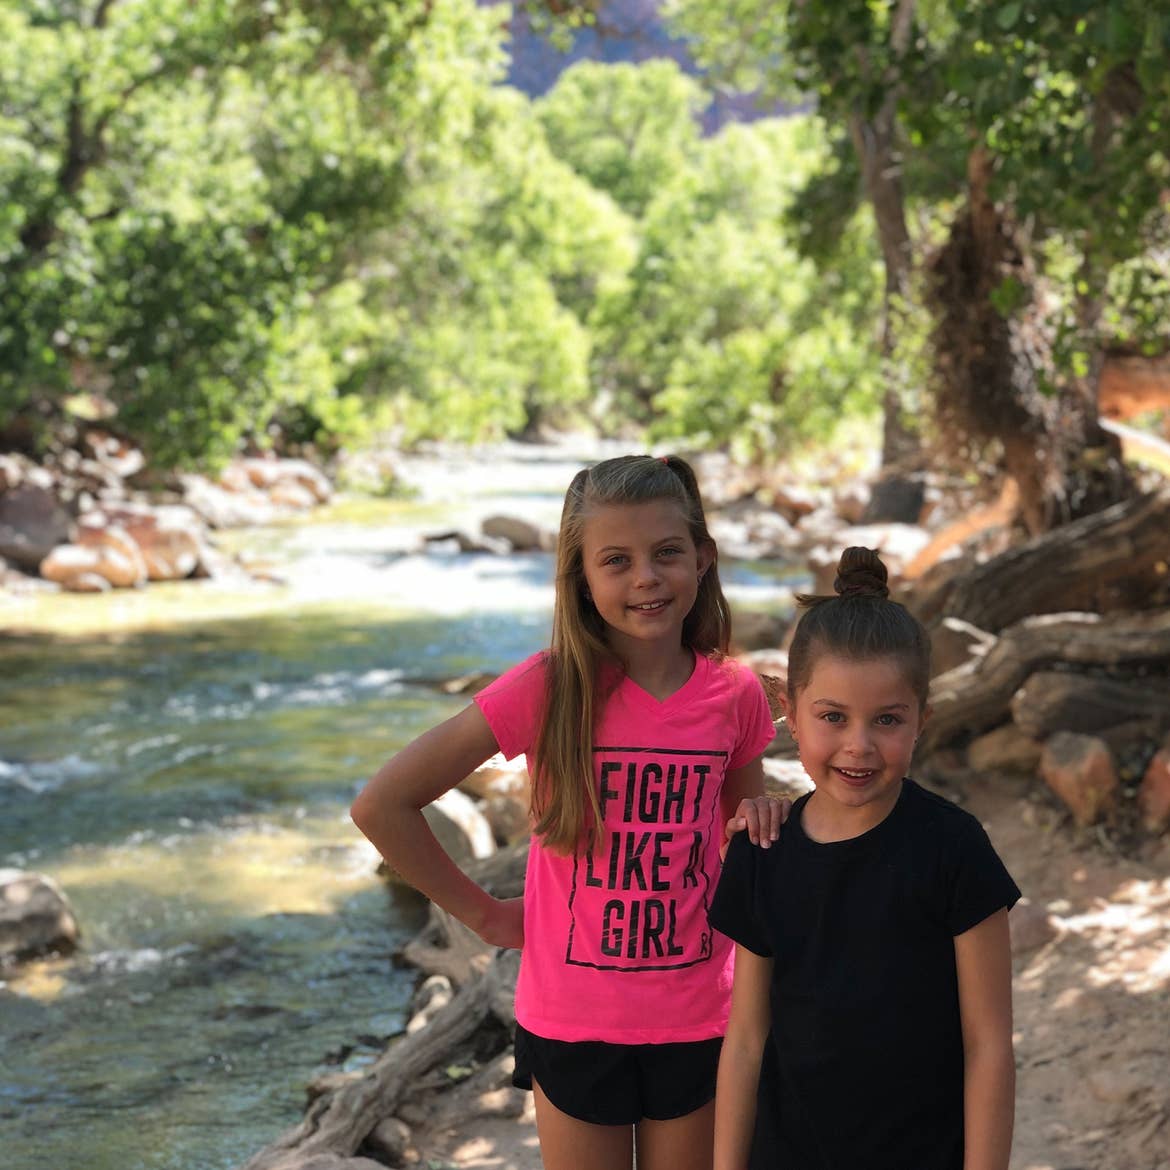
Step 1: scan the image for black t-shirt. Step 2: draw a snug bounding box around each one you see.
[710,779,1020,1170]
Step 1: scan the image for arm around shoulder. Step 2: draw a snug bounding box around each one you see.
[350,703,523,948]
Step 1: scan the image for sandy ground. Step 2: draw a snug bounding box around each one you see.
[408,770,1170,1170]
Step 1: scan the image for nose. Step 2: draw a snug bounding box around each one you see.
[632,556,662,588]
[843,723,874,757]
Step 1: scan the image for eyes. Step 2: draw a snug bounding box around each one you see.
[819,710,905,727]
[601,546,684,567]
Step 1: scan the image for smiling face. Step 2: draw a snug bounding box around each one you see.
[579,498,713,662]
[785,653,928,838]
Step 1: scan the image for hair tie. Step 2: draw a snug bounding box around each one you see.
[659,456,670,465]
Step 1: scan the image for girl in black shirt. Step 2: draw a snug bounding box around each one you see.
[711,546,1018,1170]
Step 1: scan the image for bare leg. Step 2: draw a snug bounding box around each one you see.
[635,1099,716,1170]
[532,1080,634,1170]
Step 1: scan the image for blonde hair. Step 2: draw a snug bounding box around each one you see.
[531,454,731,853]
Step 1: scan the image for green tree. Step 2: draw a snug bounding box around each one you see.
[663,0,1170,527]
[535,59,706,219]
[0,0,522,463]
[587,111,883,460]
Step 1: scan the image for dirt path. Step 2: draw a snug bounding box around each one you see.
[409,771,1170,1170]
[966,773,1170,1170]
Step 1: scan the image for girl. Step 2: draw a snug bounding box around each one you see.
[711,546,1019,1170]
[351,454,782,1170]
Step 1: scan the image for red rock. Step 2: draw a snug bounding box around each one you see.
[1136,734,1170,833]
[1039,732,1119,826]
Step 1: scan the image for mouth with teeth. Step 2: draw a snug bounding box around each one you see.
[629,600,670,613]
[834,766,877,787]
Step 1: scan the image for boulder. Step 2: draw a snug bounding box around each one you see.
[1039,732,1120,827]
[481,515,547,552]
[422,789,495,864]
[967,723,1043,776]
[100,503,206,580]
[1137,732,1170,833]
[39,544,110,591]
[0,485,72,571]
[731,610,787,653]
[75,518,148,588]
[0,869,80,962]
[861,473,927,525]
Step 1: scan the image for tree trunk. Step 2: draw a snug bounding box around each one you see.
[848,0,920,469]
[927,147,1132,533]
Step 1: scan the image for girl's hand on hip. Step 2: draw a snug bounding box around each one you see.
[722,795,790,856]
[476,896,525,950]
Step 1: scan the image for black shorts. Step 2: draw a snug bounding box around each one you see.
[511,1022,722,1126]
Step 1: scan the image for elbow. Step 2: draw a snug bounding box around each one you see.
[965,1033,1016,1089]
[349,788,381,837]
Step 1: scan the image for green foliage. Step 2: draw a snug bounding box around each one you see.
[0,0,517,463]
[667,0,1170,408]
[584,113,883,458]
[535,59,706,218]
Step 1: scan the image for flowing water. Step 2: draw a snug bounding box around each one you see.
[0,443,803,1170]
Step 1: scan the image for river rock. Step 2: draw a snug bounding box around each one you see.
[181,474,278,529]
[423,789,495,863]
[257,1156,389,1170]
[75,518,149,588]
[0,869,80,963]
[768,483,823,523]
[731,610,787,653]
[100,503,206,580]
[457,755,529,801]
[39,544,112,591]
[481,514,549,552]
[0,484,73,571]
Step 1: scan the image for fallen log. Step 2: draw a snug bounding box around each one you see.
[921,609,1170,752]
[239,950,520,1170]
[239,843,530,1170]
[939,486,1170,632]
[1010,670,1170,741]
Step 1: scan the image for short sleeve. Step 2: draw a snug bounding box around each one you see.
[945,815,1021,937]
[728,666,777,770]
[709,831,773,957]
[473,652,548,761]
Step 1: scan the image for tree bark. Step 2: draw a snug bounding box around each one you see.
[848,0,919,468]
[938,485,1170,632]
[1010,670,1170,741]
[921,607,1170,752]
[927,147,1132,533]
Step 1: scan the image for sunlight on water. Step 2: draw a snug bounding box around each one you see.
[0,446,804,1170]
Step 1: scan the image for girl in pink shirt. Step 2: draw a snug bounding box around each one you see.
[351,454,781,1170]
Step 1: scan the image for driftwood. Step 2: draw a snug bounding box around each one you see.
[240,950,520,1170]
[938,485,1170,632]
[1010,671,1170,742]
[921,609,1170,752]
[239,844,530,1170]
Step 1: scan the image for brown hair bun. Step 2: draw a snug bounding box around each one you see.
[833,546,889,600]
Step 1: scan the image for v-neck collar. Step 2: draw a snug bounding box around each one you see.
[613,651,709,713]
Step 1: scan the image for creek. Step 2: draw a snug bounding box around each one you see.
[0,443,801,1170]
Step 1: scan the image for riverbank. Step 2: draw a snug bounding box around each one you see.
[6,437,1169,1169]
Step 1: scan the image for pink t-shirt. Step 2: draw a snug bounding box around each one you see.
[475,650,776,1043]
